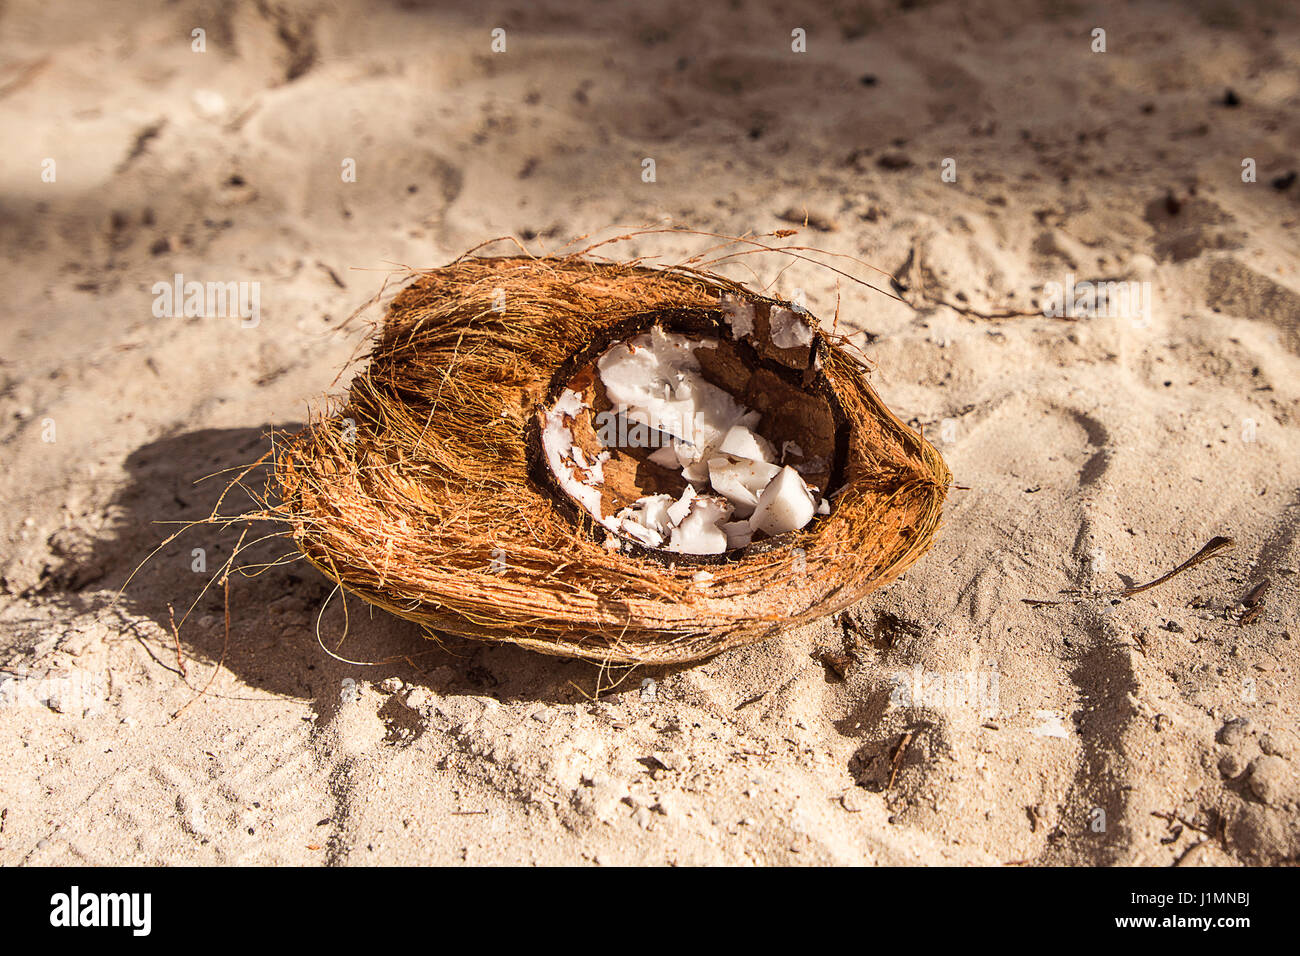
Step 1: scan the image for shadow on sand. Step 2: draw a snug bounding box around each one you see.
[54,426,666,715]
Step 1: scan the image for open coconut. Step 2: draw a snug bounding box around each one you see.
[535,307,840,557]
[273,254,951,664]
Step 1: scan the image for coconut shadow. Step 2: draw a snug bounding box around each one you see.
[48,426,677,716]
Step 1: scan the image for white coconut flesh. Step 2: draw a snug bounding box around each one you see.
[541,325,830,555]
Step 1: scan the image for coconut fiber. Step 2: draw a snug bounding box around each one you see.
[272,254,951,664]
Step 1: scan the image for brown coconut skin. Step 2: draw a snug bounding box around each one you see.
[274,256,952,664]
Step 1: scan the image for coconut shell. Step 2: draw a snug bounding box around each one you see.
[273,255,952,664]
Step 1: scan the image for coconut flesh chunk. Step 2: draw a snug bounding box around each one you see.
[542,389,605,522]
[717,423,777,463]
[706,455,780,518]
[769,306,816,349]
[541,325,827,554]
[670,495,731,554]
[720,293,755,339]
[750,465,817,537]
[665,484,696,526]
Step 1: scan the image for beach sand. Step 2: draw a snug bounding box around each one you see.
[1,0,1297,865]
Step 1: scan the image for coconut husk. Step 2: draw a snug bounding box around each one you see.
[271,252,951,664]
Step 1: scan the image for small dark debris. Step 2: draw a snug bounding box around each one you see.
[815,649,855,681]
[776,207,838,232]
[1222,88,1240,107]
[877,152,912,171]
[1241,578,1270,607]
[870,611,924,650]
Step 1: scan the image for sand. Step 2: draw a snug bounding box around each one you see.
[1,0,1297,866]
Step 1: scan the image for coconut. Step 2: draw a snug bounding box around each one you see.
[270,253,952,664]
